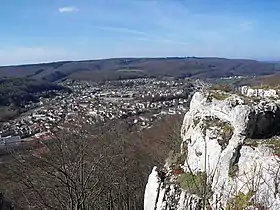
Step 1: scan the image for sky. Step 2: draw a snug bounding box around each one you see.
[1,0,280,65]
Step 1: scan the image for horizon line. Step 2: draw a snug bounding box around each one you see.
[0,56,271,68]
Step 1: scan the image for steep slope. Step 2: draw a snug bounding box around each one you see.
[144,91,280,209]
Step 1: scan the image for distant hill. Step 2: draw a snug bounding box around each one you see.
[1,57,280,82]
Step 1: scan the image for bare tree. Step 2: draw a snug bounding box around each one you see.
[0,114,184,210]
[2,124,112,210]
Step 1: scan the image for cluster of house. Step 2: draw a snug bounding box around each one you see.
[0,78,195,140]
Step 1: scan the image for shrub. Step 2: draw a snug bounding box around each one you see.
[178,172,203,195]
[228,164,239,178]
[265,136,280,155]
[226,191,255,210]
[218,123,234,150]
[177,172,211,197]
[210,91,231,101]
[244,138,259,147]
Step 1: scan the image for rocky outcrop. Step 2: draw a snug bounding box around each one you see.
[144,91,280,210]
[0,192,15,210]
[241,86,278,99]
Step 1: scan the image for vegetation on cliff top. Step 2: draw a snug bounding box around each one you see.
[226,191,255,210]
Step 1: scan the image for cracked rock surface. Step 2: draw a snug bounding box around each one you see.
[144,91,280,210]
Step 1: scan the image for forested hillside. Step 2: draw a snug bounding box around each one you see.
[0,57,279,82]
[0,78,70,121]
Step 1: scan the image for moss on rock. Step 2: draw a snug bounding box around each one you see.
[265,136,280,155]
[201,116,234,150]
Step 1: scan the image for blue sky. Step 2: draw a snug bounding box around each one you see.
[1,0,280,65]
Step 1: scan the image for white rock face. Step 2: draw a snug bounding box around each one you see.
[241,85,278,98]
[144,91,280,210]
[144,167,162,210]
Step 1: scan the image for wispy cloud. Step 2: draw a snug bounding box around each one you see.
[93,26,189,46]
[239,21,253,31]
[58,6,79,13]
[96,26,149,36]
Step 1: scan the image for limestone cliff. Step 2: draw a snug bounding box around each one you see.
[144,91,280,210]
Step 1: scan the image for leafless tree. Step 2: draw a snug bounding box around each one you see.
[2,124,114,210]
[0,114,184,210]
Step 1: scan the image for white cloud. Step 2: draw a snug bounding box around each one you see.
[239,21,253,31]
[58,6,79,13]
[94,26,189,46]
